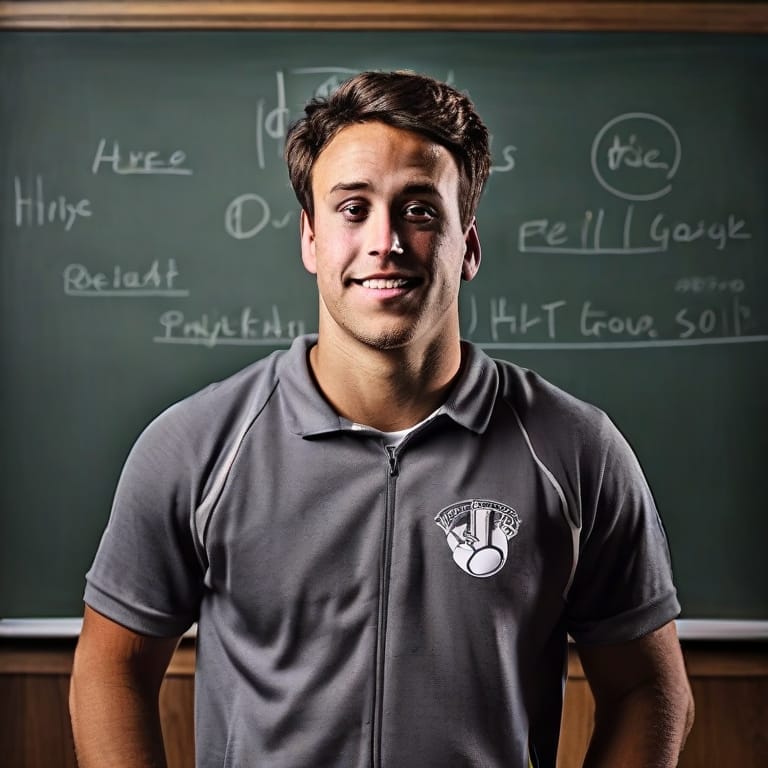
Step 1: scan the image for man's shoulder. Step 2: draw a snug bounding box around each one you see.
[491,355,608,428]
[166,351,279,425]
[138,336,313,450]
[184,349,282,411]
[455,342,612,449]
[487,354,640,478]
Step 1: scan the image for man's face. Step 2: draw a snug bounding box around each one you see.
[301,121,480,353]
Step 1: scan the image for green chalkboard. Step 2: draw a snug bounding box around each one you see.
[1,31,766,623]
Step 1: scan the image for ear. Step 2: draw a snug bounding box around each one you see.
[461,218,481,282]
[300,209,317,275]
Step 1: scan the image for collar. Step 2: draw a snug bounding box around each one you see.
[278,335,499,438]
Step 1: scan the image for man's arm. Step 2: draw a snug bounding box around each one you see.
[69,605,181,768]
[577,621,694,768]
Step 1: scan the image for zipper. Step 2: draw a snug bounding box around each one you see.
[372,446,399,767]
[386,445,399,478]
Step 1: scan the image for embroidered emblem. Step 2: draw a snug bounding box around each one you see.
[434,499,520,578]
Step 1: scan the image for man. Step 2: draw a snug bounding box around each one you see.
[70,71,693,767]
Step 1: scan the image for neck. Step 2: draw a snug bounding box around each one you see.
[309,334,463,432]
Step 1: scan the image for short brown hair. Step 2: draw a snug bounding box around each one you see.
[284,70,491,230]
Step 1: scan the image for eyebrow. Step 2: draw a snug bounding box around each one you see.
[327,180,444,198]
[328,180,370,195]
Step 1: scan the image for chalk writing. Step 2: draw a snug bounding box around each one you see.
[490,145,517,174]
[14,176,91,232]
[225,193,292,239]
[675,298,750,339]
[650,214,750,252]
[489,298,565,341]
[462,292,761,349]
[518,205,751,255]
[255,68,367,169]
[607,135,670,173]
[255,71,291,170]
[64,259,187,297]
[591,113,681,201]
[91,139,192,176]
[580,302,658,339]
[674,277,745,294]
[155,306,307,347]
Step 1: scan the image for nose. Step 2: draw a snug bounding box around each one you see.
[366,211,403,258]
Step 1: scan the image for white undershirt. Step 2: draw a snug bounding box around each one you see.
[348,406,444,448]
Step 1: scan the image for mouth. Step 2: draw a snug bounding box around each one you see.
[350,276,422,291]
[360,277,410,289]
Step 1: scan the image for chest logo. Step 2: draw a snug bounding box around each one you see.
[435,499,520,578]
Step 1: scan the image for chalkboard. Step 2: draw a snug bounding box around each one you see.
[1,31,766,624]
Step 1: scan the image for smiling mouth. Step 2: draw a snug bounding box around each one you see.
[351,277,421,290]
[361,278,409,289]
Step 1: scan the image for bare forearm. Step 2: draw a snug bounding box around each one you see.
[578,622,694,768]
[583,682,693,768]
[70,670,167,768]
[70,607,181,767]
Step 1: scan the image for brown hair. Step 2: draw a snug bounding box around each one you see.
[284,70,491,230]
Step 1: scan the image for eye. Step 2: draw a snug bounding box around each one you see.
[340,202,368,221]
[403,203,437,223]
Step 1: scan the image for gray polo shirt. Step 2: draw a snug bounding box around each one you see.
[85,334,679,768]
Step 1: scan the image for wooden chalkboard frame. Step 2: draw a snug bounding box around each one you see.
[0,1,767,33]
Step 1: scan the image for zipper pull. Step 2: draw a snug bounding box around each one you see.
[386,446,399,477]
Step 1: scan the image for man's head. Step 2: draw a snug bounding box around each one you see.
[285,70,491,230]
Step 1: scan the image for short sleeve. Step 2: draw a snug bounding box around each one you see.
[565,414,680,645]
[84,404,205,637]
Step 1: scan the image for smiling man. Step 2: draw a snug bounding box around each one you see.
[70,71,693,768]
[298,119,480,431]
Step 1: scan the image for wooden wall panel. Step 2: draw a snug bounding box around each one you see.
[680,677,768,768]
[557,665,768,768]
[158,676,195,768]
[1,641,767,768]
[0,674,78,768]
[557,678,594,768]
[0,640,196,768]
[559,645,768,768]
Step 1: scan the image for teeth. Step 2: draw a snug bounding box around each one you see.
[361,278,409,289]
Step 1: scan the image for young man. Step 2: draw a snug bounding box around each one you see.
[70,71,693,767]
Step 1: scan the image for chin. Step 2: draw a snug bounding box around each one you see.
[354,326,419,351]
